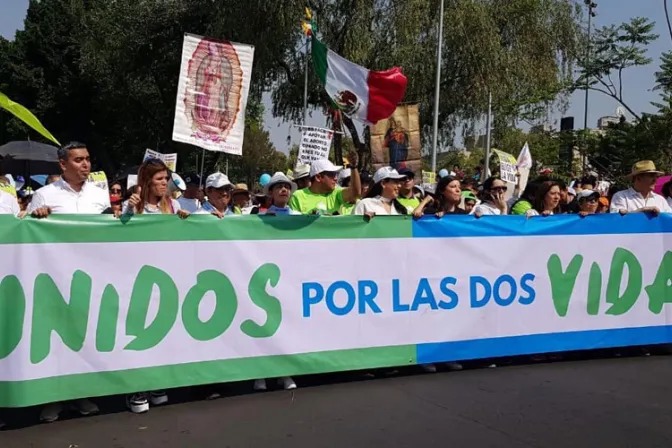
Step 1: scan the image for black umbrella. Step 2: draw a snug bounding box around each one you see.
[0,140,60,177]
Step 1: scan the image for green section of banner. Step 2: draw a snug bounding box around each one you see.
[0,215,412,245]
[0,345,416,408]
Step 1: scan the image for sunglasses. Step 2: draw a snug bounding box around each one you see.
[110,188,122,194]
[320,172,338,179]
[491,186,507,192]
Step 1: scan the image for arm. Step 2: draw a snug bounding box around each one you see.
[342,150,361,204]
[610,193,626,214]
[412,195,433,219]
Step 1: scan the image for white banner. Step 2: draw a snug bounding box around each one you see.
[298,127,334,164]
[172,33,255,156]
[143,149,178,172]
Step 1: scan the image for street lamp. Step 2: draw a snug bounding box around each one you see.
[583,1,597,174]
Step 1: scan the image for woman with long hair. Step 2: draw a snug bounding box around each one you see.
[124,159,189,219]
[526,180,562,217]
[473,177,508,216]
[353,167,408,216]
[413,176,465,218]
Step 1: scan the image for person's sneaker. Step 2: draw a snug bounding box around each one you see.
[126,393,149,414]
[445,362,463,371]
[421,363,437,373]
[72,398,99,416]
[40,402,63,423]
[253,379,267,391]
[149,391,168,406]
[278,377,297,390]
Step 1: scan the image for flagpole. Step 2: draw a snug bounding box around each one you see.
[303,35,309,125]
[484,91,493,180]
[430,0,445,174]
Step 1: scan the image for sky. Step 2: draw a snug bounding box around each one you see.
[0,0,668,154]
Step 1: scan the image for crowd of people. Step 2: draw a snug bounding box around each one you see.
[0,141,671,427]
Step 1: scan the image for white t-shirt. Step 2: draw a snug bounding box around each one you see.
[0,190,20,215]
[472,202,501,215]
[262,205,301,215]
[123,198,181,215]
[610,188,672,213]
[353,197,401,216]
[27,179,110,214]
[195,201,235,216]
[177,196,201,214]
[667,196,672,210]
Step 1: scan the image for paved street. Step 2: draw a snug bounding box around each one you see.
[2,356,672,448]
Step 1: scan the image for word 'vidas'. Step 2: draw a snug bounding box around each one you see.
[0,264,283,364]
[547,248,672,317]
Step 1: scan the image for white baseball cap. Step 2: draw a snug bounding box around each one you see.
[310,159,342,177]
[205,172,232,189]
[263,172,297,195]
[293,164,311,180]
[578,189,599,200]
[373,167,406,184]
[338,168,352,183]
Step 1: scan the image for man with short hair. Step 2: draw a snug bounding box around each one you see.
[177,173,202,213]
[23,142,106,423]
[27,142,110,217]
[289,151,361,215]
[397,167,420,213]
[611,161,672,214]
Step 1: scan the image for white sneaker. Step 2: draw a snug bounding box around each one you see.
[126,393,149,414]
[72,398,99,416]
[253,379,267,391]
[278,377,297,390]
[421,364,437,373]
[149,391,168,406]
[40,402,63,423]
[445,362,463,371]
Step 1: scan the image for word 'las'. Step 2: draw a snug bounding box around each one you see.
[547,248,671,317]
[0,264,282,364]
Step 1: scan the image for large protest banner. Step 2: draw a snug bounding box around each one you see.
[370,104,421,175]
[0,214,671,407]
[172,33,255,156]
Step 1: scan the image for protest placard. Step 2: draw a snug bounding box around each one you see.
[492,149,518,184]
[87,171,108,191]
[422,171,436,185]
[298,127,334,164]
[144,149,178,172]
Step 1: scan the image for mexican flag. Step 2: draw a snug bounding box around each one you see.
[312,37,407,125]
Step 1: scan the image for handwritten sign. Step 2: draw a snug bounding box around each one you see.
[298,127,333,164]
[144,149,177,172]
[422,171,436,185]
[493,149,518,184]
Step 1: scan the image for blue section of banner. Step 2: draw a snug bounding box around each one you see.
[411,213,672,239]
[415,325,672,364]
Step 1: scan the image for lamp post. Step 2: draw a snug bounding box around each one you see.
[583,1,597,173]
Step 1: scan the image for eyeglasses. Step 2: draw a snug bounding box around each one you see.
[491,186,507,192]
[110,188,122,194]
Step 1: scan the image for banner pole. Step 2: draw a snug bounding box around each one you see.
[430,0,445,174]
[484,91,493,180]
[303,35,310,126]
[199,148,206,188]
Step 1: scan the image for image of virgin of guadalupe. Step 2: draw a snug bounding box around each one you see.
[383,119,409,169]
[185,39,243,143]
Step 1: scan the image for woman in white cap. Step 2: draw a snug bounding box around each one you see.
[262,172,301,215]
[354,167,408,216]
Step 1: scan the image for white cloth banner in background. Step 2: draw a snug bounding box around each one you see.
[493,149,518,184]
[144,149,178,172]
[298,127,334,164]
[172,33,255,156]
[517,142,533,169]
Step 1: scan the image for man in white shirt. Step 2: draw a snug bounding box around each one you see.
[0,189,20,216]
[610,161,672,215]
[23,142,104,422]
[27,142,110,217]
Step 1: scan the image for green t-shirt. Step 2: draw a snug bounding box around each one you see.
[511,199,533,215]
[339,201,357,216]
[397,197,420,214]
[289,187,345,215]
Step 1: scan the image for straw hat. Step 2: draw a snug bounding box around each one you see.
[628,160,663,178]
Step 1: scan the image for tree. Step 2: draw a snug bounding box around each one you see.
[574,17,659,119]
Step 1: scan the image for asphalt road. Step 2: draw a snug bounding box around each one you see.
[2,356,672,448]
